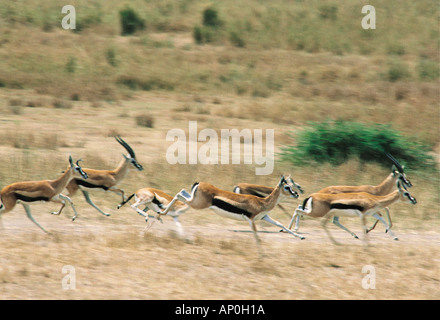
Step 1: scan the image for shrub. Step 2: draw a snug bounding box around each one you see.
[203,8,222,28]
[106,47,118,67]
[65,56,77,73]
[281,120,433,169]
[193,25,204,44]
[386,60,410,82]
[119,7,145,35]
[135,114,154,128]
[318,4,338,20]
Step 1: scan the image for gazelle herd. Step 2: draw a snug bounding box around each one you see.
[0,137,417,245]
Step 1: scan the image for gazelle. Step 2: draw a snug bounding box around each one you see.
[117,187,189,235]
[159,176,305,245]
[0,156,88,233]
[233,175,304,218]
[290,180,417,244]
[57,136,144,217]
[289,152,412,239]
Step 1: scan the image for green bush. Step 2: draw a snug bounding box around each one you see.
[281,120,433,169]
[119,7,145,35]
[203,8,222,28]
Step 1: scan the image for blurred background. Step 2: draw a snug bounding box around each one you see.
[0,0,438,300]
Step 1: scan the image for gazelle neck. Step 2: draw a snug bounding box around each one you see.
[262,185,282,211]
[376,190,401,209]
[50,167,73,193]
[112,157,130,181]
[375,173,397,196]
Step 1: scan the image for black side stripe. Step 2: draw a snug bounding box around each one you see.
[152,195,164,209]
[75,179,109,190]
[15,193,50,202]
[330,203,364,211]
[211,198,252,217]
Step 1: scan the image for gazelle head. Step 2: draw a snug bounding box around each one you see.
[386,152,412,188]
[115,136,144,171]
[278,175,300,199]
[68,156,88,179]
[397,180,417,205]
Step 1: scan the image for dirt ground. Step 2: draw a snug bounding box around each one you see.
[0,201,438,300]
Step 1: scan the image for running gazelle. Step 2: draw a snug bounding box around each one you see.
[158,176,305,244]
[233,175,304,218]
[55,136,144,217]
[117,187,189,235]
[291,180,417,244]
[288,152,413,240]
[0,156,88,233]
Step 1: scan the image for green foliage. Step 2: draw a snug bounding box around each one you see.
[386,59,410,82]
[203,8,222,28]
[193,7,223,44]
[65,56,77,73]
[417,58,439,81]
[106,47,118,67]
[119,7,145,35]
[281,120,433,169]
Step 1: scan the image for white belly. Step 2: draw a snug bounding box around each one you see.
[209,206,247,221]
[329,208,361,217]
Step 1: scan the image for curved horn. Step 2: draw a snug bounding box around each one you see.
[115,136,136,158]
[76,159,83,167]
[386,152,404,173]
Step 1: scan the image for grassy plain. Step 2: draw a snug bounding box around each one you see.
[0,0,438,300]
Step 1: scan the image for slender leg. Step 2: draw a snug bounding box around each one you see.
[81,189,111,217]
[22,203,50,234]
[332,216,359,239]
[244,216,261,244]
[160,189,191,215]
[360,214,369,246]
[173,216,184,236]
[263,215,304,239]
[58,194,79,221]
[371,213,398,240]
[50,199,66,216]
[321,213,339,245]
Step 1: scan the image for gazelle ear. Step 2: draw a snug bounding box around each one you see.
[122,153,129,160]
[69,155,74,167]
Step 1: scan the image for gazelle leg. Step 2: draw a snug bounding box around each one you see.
[263,215,304,239]
[244,216,261,244]
[160,189,192,215]
[81,189,111,217]
[360,214,369,246]
[51,199,66,216]
[58,194,79,221]
[321,213,339,245]
[22,203,50,234]
[173,216,184,236]
[332,216,359,239]
[371,212,398,240]
[288,208,302,231]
